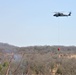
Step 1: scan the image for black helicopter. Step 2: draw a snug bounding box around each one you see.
[53,12,71,17]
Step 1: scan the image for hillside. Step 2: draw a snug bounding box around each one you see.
[0,42,19,53]
[0,43,76,75]
[0,42,76,54]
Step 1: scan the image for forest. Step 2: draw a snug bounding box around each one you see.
[0,43,76,75]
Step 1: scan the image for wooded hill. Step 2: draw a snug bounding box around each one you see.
[0,42,76,54]
[0,43,76,75]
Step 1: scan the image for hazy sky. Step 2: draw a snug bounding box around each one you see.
[0,0,76,47]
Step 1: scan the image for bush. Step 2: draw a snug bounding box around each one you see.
[56,66,63,74]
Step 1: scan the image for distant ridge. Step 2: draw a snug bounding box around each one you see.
[0,42,76,54]
[0,42,19,53]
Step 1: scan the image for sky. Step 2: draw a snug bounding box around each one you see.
[0,0,76,47]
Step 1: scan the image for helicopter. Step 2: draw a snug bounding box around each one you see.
[53,12,71,17]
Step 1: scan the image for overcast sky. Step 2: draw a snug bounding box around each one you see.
[0,0,76,47]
